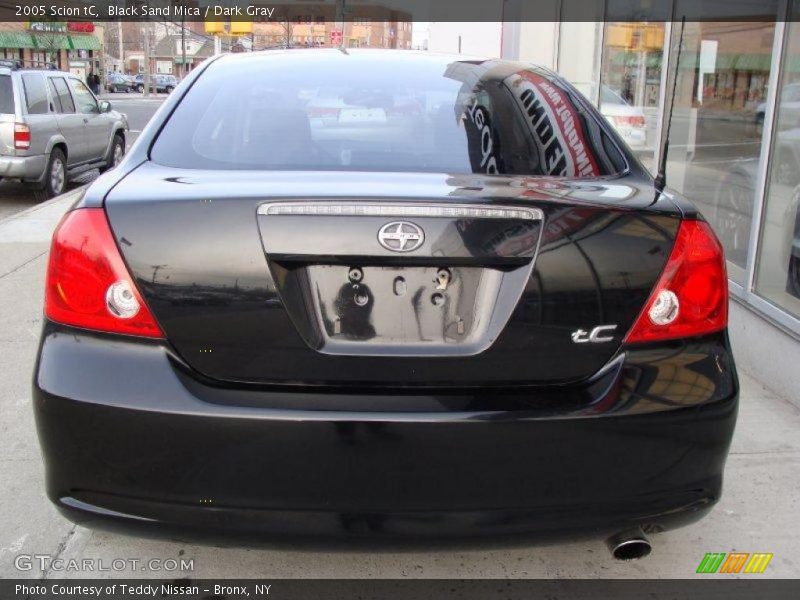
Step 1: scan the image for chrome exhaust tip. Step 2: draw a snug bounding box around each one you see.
[606,527,652,560]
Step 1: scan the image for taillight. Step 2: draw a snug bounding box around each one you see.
[624,220,727,344]
[44,208,163,338]
[14,123,30,150]
[612,115,646,128]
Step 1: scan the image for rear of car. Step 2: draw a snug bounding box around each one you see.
[33,51,737,546]
[0,66,128,197]
[0,68,49,184]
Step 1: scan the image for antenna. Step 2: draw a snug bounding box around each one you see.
[654,17,686,193]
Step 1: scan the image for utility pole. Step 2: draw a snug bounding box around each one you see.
[117,21,123,73]
[180,16,186,78]
[143,23,150,98]
[336,0,345,50]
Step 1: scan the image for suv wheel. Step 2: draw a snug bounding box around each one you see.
[99,135,125,174]
[166,86,174,93]
[136,84,144,93]
[41,148,67,200]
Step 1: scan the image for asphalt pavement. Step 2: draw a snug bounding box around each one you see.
[0,191,799,579]
[0,95,164,221]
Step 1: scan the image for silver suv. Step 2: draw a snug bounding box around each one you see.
[0,62,128,198]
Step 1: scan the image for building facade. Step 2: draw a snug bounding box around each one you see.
[0,21,101,80]
[252,15,411,49]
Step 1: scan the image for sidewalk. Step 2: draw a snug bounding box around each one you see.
[0,193,798,579]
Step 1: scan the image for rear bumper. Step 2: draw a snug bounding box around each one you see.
[0,154,46,181]
[33,322,738,545]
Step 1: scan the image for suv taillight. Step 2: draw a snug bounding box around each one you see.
[44,208,163,338]
[624,219,727,344]
[14,123,30,150]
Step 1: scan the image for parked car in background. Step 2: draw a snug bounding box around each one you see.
[106,72,134,93]
[0,61,128,198]
[572,83,648,153]
[35,51,737,557]
[598,85,648,152]
[756,82,800,128]
[134,74,178,94]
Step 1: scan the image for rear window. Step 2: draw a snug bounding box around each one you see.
[0,74,13,113]
[151,53,626,177]
[21,73,49,115]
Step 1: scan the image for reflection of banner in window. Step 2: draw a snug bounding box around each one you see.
[505,71,601,178]
[463,97,500,175]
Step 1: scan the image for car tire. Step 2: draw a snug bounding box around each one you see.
[36,148,67,201]
[166,86,174,94]
[108,87,115,94]
[99,135,125,174]
[136,84,144,93]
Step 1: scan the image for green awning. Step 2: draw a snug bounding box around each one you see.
[67,34,101,51]
[610,51,663,69]
[676,51,771,72]
[30,33,69,50]
[27,33,101,51]
[0,31,37,49]
[733,53,772,72]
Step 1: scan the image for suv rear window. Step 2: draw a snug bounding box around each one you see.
[21,73,49,114]
[151,54,626,177]
[0,74,13,113]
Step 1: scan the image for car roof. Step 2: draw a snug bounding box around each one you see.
[2,68,75,77]
[216,48,503,69]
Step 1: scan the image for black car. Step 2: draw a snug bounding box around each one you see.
[105,72,134,93]
[34,50,737,557]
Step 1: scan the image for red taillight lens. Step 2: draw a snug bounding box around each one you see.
[613,115,646,128]
[624,220,728,344]
[45,208,163,338]
[14,123,30,150]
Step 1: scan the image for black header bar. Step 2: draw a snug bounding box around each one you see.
[0,0,789,23]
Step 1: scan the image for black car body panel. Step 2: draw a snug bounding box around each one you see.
[35,321,737,542]
[104,165,680,386]
[34,50,739,544]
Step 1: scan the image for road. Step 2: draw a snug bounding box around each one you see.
[0,95,164,221]
[0,194,799,580]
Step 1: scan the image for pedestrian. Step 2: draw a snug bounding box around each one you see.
[93,72,101,95]
[86,69,93,91]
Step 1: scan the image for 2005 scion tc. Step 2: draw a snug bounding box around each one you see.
[34,50,736,559]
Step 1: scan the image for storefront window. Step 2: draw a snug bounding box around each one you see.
[598,22,666,173]
[558,22,604,105]
[756,10,800,319]
[664,21,776,284]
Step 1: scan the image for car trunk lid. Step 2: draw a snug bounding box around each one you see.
[105,163,680,387]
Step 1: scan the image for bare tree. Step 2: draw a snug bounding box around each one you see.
[34,30,64,67]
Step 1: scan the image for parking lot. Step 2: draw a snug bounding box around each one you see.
[0,97,799,581]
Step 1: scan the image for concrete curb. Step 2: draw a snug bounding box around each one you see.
[0,185,86,227]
